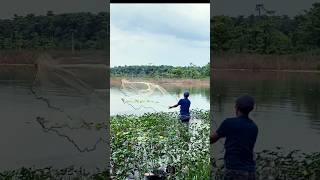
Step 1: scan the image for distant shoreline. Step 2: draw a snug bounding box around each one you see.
[111,77,210,87]
[212,68,320,73]
[213,53,320,71]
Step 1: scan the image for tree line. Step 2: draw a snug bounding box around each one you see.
[111,64,210,79]
[0,11,109,50]
[212,3,320,54]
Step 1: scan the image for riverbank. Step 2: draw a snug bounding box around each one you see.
[0,51,108,87]
[212,68,320,73]
[111,77,210,88]
[0,50,108,64]
[213,53,320,71]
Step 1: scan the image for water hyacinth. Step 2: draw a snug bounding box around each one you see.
[111,110,211,179]
[0,166,109,179]
[212,149,320,180]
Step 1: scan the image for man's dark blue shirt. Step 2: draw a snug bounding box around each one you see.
[178,98,190,116]
[216,115,258,172]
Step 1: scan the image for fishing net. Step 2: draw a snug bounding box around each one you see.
[31,53,108,152]
[112,79,211,178]
[119,79,173,112]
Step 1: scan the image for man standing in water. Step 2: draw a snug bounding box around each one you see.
[210,95,258,180]
[169,91,191,123]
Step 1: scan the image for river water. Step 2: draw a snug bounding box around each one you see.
[0,69,107,171]
[110,79,210,115]
[212,70,320,154]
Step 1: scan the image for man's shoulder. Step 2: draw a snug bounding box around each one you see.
[180,98,190,103]
[224,117,238,122]
[220,117,236,127]
[223,116,252,126]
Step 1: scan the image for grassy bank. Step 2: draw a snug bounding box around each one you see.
[213,53,320,71]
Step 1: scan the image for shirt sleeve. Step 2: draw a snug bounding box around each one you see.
[177,99,182,105]
[216,119,229,138]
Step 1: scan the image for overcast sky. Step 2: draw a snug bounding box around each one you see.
[110,4,210,67]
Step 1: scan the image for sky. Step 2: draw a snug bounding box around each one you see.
[110,4,210,67]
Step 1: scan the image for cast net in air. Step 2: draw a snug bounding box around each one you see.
[31,53,108,152]
[119,79,174,112]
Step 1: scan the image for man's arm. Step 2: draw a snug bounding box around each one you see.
[210,119,228,144]
[169,104,179,109]
[169,99,181,109]
[210,131,220,144]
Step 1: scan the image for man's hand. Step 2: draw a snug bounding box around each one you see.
[210,132,220,144]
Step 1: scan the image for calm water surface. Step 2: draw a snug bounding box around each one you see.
[212,71,320,154]
[110,80,210,115]
[0,80,107,171]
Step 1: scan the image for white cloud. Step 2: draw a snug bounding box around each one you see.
[111,3,210,67]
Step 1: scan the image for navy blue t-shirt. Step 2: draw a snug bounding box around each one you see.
[216,115,258,172]
[178,98,190,116]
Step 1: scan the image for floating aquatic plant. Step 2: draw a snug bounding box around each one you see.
[111,110,211,179]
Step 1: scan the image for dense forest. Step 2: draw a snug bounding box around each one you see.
[111,64,210,79]
[0,11,109,50]
[212,3,320,54]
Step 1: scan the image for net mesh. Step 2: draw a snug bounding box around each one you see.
[31,53,108,153]
[119,79,172,112]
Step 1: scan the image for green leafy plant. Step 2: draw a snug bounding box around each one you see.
[111,110,210,179]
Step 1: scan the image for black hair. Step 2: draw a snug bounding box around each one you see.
[235,95,255,115]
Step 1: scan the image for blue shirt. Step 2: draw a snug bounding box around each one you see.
[178,98,190,116]
[216,115,258,172]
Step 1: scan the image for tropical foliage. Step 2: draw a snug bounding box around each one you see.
[212,3,320,55]
[111,63,210,79]
[0,12,109,50]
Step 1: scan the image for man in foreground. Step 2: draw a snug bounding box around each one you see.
[210,95,258,180]
[169,91,191,123]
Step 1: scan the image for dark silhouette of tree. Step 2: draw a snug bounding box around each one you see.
[212,3,320,55]
[0,11,109,50]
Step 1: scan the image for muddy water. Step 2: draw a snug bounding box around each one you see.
[212,70,320,159]
[0,68,107,171]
